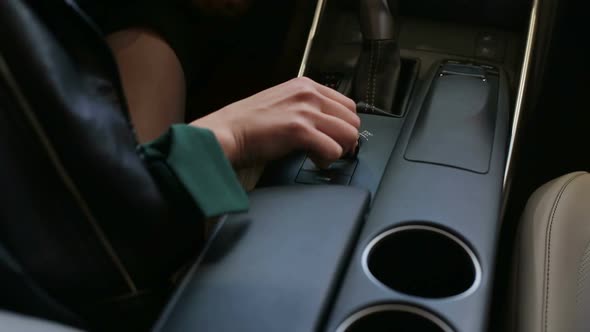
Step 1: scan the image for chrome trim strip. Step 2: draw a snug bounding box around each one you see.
[297,0,328,77]
[335,304,454,332]
[503,0,539,190]
[0,54,138,294]
[361,225,482,302]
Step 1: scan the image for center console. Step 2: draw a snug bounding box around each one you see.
[155,0,531,331]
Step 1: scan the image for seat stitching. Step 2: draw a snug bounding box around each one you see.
[577,240,590,299]
[544,173,585,332]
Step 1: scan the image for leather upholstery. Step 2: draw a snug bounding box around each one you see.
[354,0,401,115]
[513,172,590,332]
[354,39,401,115]
[0,243,81,326]
[0,0,202,321]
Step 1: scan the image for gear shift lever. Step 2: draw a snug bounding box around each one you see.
[354,0,401,115]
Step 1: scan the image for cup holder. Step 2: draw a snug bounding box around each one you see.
[336,304,454,332]
[364,225,481,299]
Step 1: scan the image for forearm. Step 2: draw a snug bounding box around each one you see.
[107,28,186,143]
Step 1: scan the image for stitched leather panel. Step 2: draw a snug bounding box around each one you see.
[353,39,401,115]
[514,172,590,332]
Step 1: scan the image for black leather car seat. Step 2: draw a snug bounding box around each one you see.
[0,0,202,328]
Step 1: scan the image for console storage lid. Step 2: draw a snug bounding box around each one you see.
[155,185,370,332]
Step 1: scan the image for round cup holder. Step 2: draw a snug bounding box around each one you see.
[363,225,481,299]
[336,304,454,332]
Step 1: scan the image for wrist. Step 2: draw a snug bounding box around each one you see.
[190,118,241,166]
[213,127,241,166]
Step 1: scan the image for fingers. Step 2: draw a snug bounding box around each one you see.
[300,128,343,166]
[307,110,359,155]
[288,77,360,129]
[284,77,360,161]
[290,77,357,115]
[316,93,361,129]
[312,80,357,113]
[290,108,358,163]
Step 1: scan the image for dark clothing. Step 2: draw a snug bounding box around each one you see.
[0,1,248,329]
[69,0,250,216]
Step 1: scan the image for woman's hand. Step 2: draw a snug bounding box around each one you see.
[190,77,360,168]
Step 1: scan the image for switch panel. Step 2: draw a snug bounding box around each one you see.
[301,158,358,176]
[295,170,351,186]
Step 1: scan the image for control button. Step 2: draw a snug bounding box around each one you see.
[476,46,497,59]
[301,158,357,175]
[475,32,505,60]
[295,170,351,185]
[343,137,361,160]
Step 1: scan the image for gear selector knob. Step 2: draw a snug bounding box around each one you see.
[354,0,401,115]
[360,0,396,40]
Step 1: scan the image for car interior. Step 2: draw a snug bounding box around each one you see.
[0,0,588,331]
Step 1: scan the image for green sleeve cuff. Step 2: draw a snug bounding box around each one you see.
[140,124,249,218]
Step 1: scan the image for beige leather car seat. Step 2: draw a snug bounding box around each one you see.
[512,172,590,332]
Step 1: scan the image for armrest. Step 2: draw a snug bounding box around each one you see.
[155,185,370,332]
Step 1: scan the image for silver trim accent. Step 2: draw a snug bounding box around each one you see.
[362,225,482,301]
[335,304,454,332]
[503,0,539,190]
[297,0,328,77]
[299,0,540,190]
[0,54,138,294]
